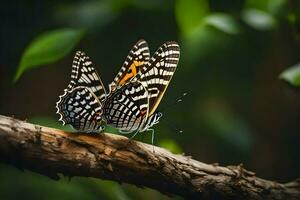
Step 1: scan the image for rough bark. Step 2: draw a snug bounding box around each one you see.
[0,114,299,199]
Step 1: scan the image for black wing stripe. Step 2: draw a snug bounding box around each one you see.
[67,51,107,102]
[56,86,103,132]
[133,41,180,115]
[109,39,150,91]
[104,81,148,132]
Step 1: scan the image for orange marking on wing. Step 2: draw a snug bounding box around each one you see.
[118,61,144,86]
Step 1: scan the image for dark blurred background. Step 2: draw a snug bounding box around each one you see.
[1,0,300,199]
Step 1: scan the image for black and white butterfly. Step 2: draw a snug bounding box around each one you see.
[56,40,180,144]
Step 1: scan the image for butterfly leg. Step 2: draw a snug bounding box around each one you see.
[111,130,137,155]
[147,129,154,153]
[119,129,140,151]
[148,129,154,146]
[147,128,155,153]
[129,129,140,140]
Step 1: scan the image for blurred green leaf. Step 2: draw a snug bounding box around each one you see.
[0,163,129,200]
[14,28,84,83]
[159,139,182,154]
[279,63,300,86]
[204,13,241,35]
[180,23,235,66]
[245,0,287,16]
[75,177,131,200]
[56,1,117,29]
[287,1,300,27]
[175,0,209,37]
[91,179,131,200]
[242,9,277,31]
[267,0,287,17]
[29,116,74,132]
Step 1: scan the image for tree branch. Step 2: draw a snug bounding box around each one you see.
[0,115,299,199]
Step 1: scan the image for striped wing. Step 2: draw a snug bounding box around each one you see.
[133,41,180,115]
[103,81,149,132]
[67,51,107,102]
[109,39,150,91]
[56,86,103,132]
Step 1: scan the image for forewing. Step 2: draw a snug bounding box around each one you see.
[104,81,149,132]
[133,41,180,115]
[56,86,103,132]
[68,51,107,102]
[109,39,150,91]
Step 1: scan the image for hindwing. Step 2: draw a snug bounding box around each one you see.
[56,86,103,132]
[104,81,149,132]
[56,51,106,132]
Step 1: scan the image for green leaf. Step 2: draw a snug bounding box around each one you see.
[56,1,117,30]
[287,1,300,27]
[242,9,277,31]
[175,0,209,37]
[279,63,300,86]
[14,28,84,83]
[245,0,287,16]
[159,139,182,154]
[204,13,241,35]
[90,179,131,200]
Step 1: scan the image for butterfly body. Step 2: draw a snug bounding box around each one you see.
[56,39,180,144]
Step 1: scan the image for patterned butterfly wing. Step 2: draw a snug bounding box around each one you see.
[133,41,180,116]
[103,81,149,132]
[68,51,107,102]
[56,86,103,132]
[109,39,150,91]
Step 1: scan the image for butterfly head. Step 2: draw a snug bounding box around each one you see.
[151,112,163,127]
[141,111,163,132]
[99,124,105,131]
[155,112,163,123]
[157,112,163,118]
[150,112,163,126]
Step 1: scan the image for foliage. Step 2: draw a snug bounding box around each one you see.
[14,28,84,82]
[279,63,300,86]
[2,0,300,199]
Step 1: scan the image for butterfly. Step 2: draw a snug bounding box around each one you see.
[56,39,180,144]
